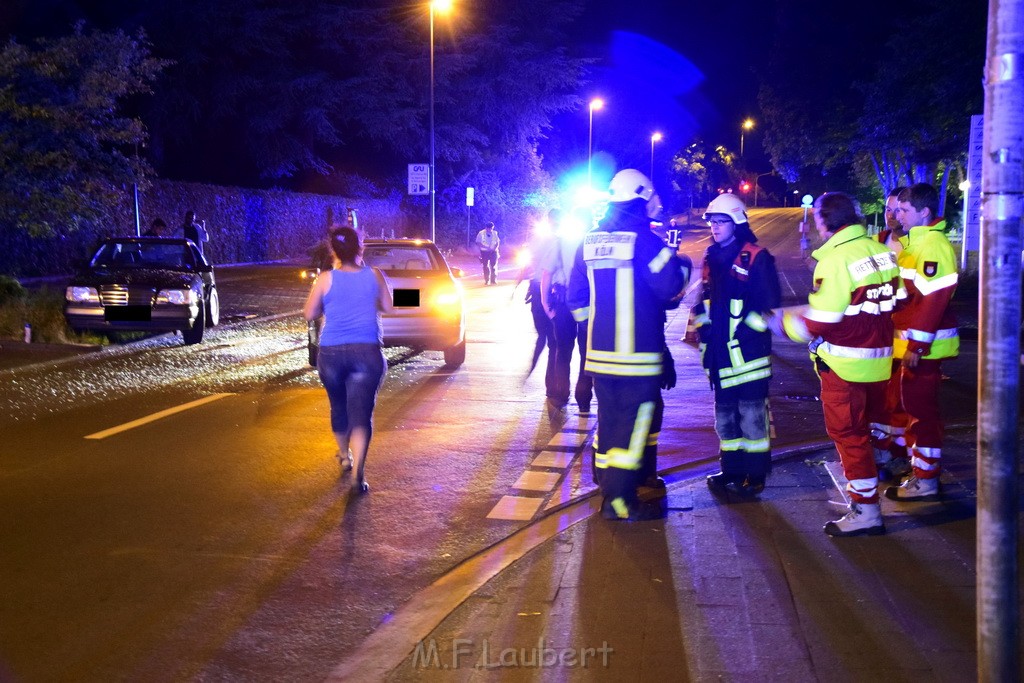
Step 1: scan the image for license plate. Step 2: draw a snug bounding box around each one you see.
[393,289,420,307]
[105,305,152,322]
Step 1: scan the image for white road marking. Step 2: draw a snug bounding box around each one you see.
[84,393,234,440]
[779,270,798,297]
[485,410,597,520]
[512,470,562,492]
[486,495,544,521]
[547,431,588,448]
[532,451,574,468]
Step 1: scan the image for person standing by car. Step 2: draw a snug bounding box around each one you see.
[144,218,169,237]
[694,193,782,499]
[182,210,210,256]
[304,226,392,494]
[475,221,500,285]
[567,169,686,521]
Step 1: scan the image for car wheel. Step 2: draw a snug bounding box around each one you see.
[182,302,206,345]
[205,287,220,327]
[443,339,466,368]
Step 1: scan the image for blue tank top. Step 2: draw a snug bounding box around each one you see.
[319,267,383,346]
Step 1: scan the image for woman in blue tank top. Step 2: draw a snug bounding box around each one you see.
[304,226,392,494]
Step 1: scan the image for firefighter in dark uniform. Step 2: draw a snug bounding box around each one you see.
[692,193,782,498]
[567,169,688,520]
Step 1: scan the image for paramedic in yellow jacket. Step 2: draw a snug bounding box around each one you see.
[882,183,959,503]
[778,192,904,537]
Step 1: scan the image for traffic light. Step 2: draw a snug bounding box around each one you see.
[740,181,751,193]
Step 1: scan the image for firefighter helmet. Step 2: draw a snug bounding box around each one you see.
[703,193,748,224]
[608,169,655,203]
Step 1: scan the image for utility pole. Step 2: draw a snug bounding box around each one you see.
[977,1,1023,681]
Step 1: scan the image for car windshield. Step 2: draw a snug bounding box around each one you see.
[363,246,441,272]
[91,241,198,271]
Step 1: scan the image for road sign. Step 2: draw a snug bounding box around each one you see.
[408,164,429,196]
[963,114,983,254]
[466,187,475,207]
[800,194,814,209]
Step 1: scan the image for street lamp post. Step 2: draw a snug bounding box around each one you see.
[753,170,774,208]
[650,132,663,181]
[588,98,604,190]
[740,118,755,158]
[429,0,453,243]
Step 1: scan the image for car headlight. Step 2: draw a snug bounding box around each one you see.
[65,286,100,303]
[156,288,198,305]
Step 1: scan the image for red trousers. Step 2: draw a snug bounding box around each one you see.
[900,359,945,479]
[820,368,887,504]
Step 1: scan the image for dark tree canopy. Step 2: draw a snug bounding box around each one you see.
[0,24,165,236]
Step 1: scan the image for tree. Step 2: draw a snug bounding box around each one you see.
[0,24,166,237]
[854,0,985,213]
[758,0,985,210]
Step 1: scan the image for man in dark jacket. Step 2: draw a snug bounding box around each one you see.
[567,169,688,521]
[692,193,782,498]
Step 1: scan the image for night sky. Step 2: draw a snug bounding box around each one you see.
[1,0,981,190]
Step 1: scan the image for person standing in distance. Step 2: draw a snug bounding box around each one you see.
[883,183,959,502]
[304,226,392,494]
[182,210,210,256]
[567,169,686,521]
[694,193,782,498]
[475,221,501,285]
[777,192,903,536]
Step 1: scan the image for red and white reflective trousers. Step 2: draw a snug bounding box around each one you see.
[820,368,888,504]
[870,360,909,462]
[899,359,945,480]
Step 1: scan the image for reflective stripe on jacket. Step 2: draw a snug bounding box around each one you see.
[892,220,959,360]
[804,224,904,383]
[566,208,685,378]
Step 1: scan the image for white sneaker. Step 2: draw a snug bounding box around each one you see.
[824,502,885,537]
[884,475,940,502]
[335,450,354,473]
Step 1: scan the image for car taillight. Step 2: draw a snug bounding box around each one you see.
[65,286,100,303]
[433,284,462,310]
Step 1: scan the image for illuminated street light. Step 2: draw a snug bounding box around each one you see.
[429,0,454,243]
[740,118,755,158]
[650,132,663,180]
[588,98,604,190]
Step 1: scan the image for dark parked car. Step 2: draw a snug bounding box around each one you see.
[64,237,219,345]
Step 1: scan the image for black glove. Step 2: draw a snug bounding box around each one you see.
[661,345,677,390]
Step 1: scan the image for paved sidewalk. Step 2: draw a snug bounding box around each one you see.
[332,287,1016,682]
[383,430,995,682]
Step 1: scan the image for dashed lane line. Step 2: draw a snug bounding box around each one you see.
[83,393,235,440]
[485,412,596,521]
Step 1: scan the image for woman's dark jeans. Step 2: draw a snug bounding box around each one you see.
[317,343,386,433]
